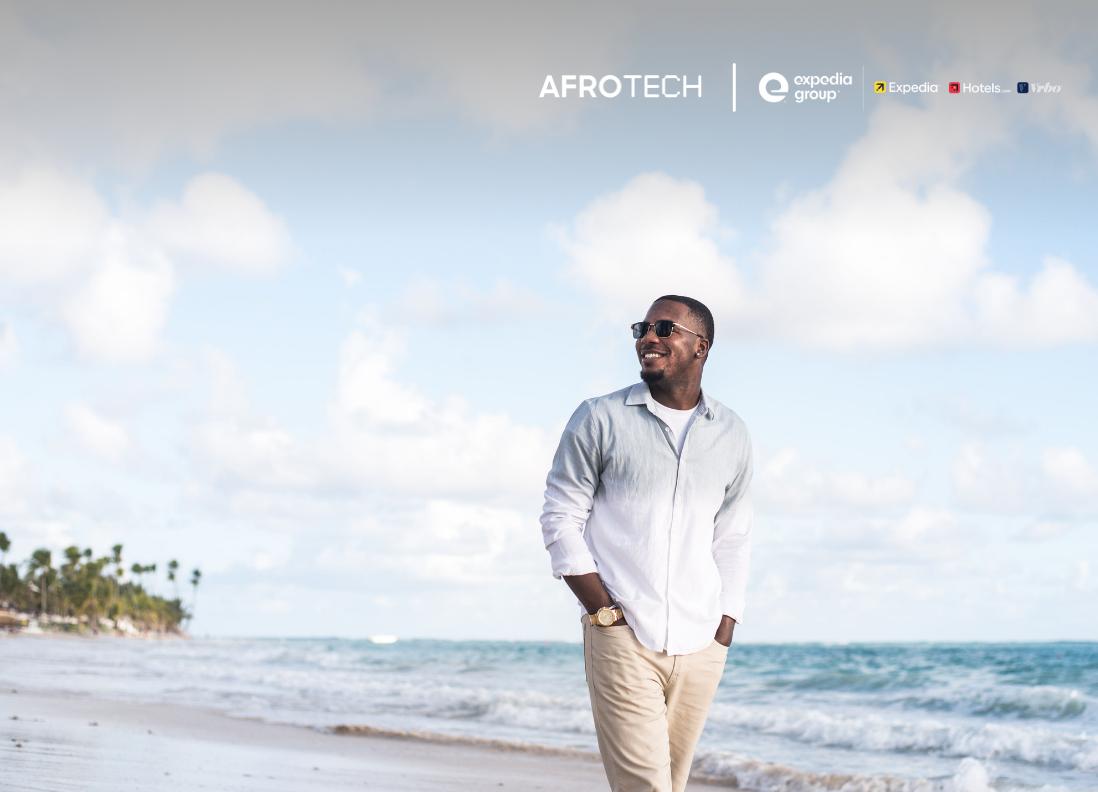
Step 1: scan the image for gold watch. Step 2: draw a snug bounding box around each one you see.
[588,604,624,626]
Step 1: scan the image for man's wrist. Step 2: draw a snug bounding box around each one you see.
[587,600,616,614]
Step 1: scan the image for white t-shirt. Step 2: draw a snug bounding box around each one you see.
[648,398,702,456]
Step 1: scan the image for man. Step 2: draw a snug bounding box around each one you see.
[540,295,753,792]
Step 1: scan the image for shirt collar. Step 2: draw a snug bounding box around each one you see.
[625,382,715,420]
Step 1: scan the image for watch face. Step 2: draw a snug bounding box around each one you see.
[599,609,614,626]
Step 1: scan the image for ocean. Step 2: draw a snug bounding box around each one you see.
[3,636,1095,791]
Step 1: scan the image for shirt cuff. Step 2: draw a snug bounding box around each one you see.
[546,533,598,579]
[720,593,745,625]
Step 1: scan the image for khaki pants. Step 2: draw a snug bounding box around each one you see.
[581,616,728,792]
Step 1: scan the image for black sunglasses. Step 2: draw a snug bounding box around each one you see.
[631,320,706,341]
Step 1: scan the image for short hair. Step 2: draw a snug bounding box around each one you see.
[654,295,715,346]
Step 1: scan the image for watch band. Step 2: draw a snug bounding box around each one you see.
[588,605,624,626]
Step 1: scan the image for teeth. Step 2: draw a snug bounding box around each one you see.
[643,353,663,359]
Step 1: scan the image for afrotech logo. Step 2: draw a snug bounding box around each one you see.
[758,70,854,104]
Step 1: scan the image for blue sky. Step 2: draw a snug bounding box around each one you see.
[1,1,1096,642]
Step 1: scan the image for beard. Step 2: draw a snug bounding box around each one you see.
[640,369,665,383]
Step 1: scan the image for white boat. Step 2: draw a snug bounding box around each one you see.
[368,634,398,645]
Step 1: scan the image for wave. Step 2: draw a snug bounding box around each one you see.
[694,754,999,792]
[707,703,1098,772]
[892,686,1088,721]
[325,730,1039,792]
[694,754,1077,792]
[328,722,600,759]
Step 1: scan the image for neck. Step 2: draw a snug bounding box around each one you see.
[647,378,702,410]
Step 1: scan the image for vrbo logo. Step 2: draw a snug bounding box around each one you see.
[758,71,853,104]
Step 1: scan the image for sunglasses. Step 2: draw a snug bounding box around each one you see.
[631,320,707,341]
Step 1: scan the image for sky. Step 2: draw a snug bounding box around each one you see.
[0,0,1096,643]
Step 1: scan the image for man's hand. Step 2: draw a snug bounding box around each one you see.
[714,615,736,647]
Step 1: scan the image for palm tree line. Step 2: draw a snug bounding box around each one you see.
[0,531,201,635]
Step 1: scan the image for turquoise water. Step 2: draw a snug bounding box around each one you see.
[3,637,1095,790]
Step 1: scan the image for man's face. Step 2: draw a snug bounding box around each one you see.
[636,300,706,384]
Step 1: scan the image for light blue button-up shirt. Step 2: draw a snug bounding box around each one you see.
[540,382,753,656]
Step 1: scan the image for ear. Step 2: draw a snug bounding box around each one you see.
[695,339,709,359]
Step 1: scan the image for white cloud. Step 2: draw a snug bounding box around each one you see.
[973,258,1098,346]
[1042,447,1098,502]
[192,416,315,492]
[0,435,30,513]
[0,168,287,362]
[0,321,17,369]
[0,435,80,552]
[0,1,631,169]
[559,168,1098,351]
[148,172,292,274]
[951,442,1029,513]
[0,3,378,167]
[329,327,555,499]
[755,447,915,513]
[65,403,132,462]
[337,267,363,288]
[0,167,105,286]
[761,125,994,349]
[825,507,970,562]
[951,443,1098,518]
[555,172,746,323]
[187,330,556,505]
[1074,560,1092,593]
[1015,521,1073,542]
[60,225,176,363]
[393,277,548,325]
[334,329,430,426]
[315,499,524,585]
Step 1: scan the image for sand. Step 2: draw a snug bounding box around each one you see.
[0,686,619,791]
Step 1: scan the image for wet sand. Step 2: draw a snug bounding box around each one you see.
[0,687,615,791]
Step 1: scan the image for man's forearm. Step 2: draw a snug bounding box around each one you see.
[563,572,616,613]
[715,614,737,646]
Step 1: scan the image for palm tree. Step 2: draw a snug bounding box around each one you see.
[190,568,202,620]
[167,559,179,599]
[60,546,84,617]
[0,533,12,606]
[28,549,53,614]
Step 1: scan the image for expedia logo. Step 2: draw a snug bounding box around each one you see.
[758,72,789,103]
[758,71,853,104]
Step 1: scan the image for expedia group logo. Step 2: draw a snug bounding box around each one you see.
[758,71,853,104]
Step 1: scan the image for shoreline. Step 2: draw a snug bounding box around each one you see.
[2,686,733,791]
[0,609,186,639]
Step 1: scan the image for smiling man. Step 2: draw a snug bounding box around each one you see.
[540,295,754,792]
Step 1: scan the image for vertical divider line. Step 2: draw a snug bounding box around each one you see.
[732,62,737,112]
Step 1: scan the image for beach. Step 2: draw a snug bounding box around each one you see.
[1,684,618,792]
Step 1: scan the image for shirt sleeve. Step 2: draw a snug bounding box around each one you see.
[712,429,754,623]
[540,400,602,579]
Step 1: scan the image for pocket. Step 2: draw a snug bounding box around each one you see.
[592,623,633,638]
